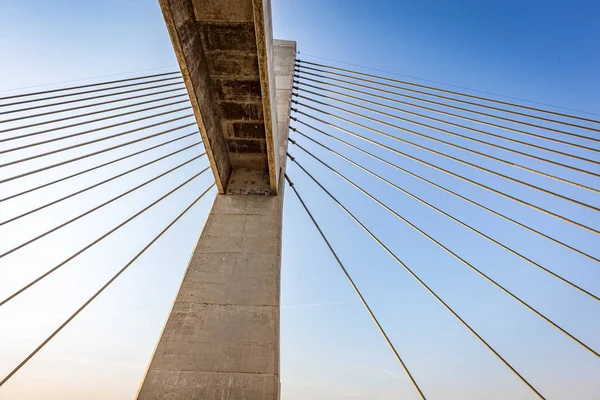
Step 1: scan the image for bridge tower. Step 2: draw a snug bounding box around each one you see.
[136,0,295,399]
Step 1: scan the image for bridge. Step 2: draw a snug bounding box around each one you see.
[0,1,599,399]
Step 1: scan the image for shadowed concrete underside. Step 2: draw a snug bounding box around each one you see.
[158,0,286,195]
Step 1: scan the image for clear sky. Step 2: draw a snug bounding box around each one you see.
[0,1,599,399]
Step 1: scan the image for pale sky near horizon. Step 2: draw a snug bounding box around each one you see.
[0,1,599,399]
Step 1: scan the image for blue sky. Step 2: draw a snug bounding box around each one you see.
[0,0,599,399]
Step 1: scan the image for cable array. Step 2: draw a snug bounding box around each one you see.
[0,70,219,386]
[288,59,600,399]
[1,59,598,398]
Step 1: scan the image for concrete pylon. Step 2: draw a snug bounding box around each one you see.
[136,0,295,398]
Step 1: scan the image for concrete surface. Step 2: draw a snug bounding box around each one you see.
[136,6,296,395]
[159,0,287,194]
[137,194,285,400]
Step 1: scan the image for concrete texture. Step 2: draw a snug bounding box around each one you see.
[159,0,231,193]
[136,19,296,397]
[273,40,296,174]
[252,0,279,193]
[159,0,287,194]
[137,195,284,400]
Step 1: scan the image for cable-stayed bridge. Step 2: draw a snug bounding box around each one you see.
[0,1,598,399]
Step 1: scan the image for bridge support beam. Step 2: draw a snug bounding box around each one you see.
[136,0,295,396]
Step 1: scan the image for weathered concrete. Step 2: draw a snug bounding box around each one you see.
[273,40,296,173]
[136,36,296,399]
[159,0,285,194]
[137,196,282,400]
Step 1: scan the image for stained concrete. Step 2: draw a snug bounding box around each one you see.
[159,0,231,193]
[137,195,283,400]
[273,40,296,173]
[159,0,285,194]
[136,36,296,400]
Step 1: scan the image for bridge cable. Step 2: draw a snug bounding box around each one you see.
[295,69,600,165]
[0,123,198,185]
[286,160,546,400]
[0,70,181,102]
[285,173,426,399]
[297,54,600,119]
[0,87,187,132]
[291,107,600,236]
[293,97,600,212]
[293,67,600,159]
[288,130,599,302]
[0,159,211,305]
[0,182,214,387]
[291,117,599,264]
[288,149,600,359]
[0,132,197,203]
[0,141,203,226]
[294,85,599,194]
[0,101,191,154]
[0,80,184,120]
[0,76,183,110]
[296,60,600,131]
[295,66,600,147]
[293,76,600,184]
[0,113,194,170]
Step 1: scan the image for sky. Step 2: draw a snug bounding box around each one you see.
[0,0,599,399]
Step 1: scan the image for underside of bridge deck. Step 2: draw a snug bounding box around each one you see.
[158,0,289,195]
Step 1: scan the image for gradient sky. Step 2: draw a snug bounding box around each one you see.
[0,1,599,399]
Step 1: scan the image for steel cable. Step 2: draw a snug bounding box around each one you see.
[289,149,600,359]
[0,159,210,298]
[287,162,546,400]
[292,106,600,235]
[0,123,197,185]
[0,132,197,203]
[294,77,600,187]
[0,76,183,109]
[0,101,191,154]
[0,87,187,132]
[0,142,203,226]
[295,65,600,145]
[0,113,194,169]
[289,130,599,302]
[294,69,600,166]
[296,65,600,151]
[293,95,600,211]
[0,80,184,118]
[0,71,181,102]
[292,117,599,263]
[285,174,426,399]
[0,181,214,387]
[296,60,600,132]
